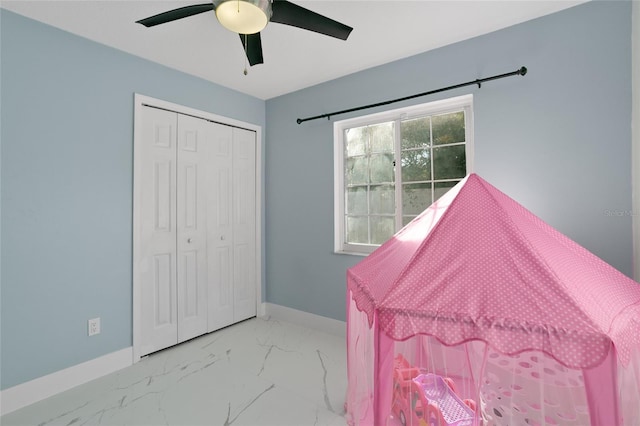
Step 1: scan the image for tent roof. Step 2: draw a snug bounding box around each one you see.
[347,174,640,369]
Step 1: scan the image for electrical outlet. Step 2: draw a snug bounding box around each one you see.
[88,318,101,336]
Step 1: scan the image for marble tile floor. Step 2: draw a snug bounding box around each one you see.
[1,317,349,426]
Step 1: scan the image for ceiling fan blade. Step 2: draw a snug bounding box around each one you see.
[136,4,214,27]
[270,0,353,40]
[240,33,264,66]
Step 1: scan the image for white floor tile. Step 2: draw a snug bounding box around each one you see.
[1,317,348,426]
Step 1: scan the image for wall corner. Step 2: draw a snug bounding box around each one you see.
[633,0,640,281]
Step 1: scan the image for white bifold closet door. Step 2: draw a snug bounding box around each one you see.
[207,124,256,331]
[137,106,256,357]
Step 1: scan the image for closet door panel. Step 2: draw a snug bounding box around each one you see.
[135,98,259,361]
[207,123,235,331]
[232,127,257,322]
[176,115,209,342]
[139,107,178,357]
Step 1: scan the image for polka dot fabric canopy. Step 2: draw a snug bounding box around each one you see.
[347,174,640,369]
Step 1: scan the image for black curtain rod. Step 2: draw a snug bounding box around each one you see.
[296,66,527,124]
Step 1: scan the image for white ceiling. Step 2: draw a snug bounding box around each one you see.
[1,0,586,100]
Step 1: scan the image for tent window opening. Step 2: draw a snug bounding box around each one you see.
[334,94,474,255]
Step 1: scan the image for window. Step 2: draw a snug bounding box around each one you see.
[334,95,473,255]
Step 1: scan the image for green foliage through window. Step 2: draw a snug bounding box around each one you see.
[343,108,468,247]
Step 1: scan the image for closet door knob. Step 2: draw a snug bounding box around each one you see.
[220,235,226,241]
[187,238,192,244]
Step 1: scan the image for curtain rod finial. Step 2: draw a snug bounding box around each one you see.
[519,66,528,76]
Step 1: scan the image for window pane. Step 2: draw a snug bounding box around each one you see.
[432,111,465,145]
[346,156,368,185]
[433,145,466,180]
[346,186,367,215]
[337,97,472,254]
[370,122,394,153]
[434,180,459,201]
[346,127,368,156]
[402,216,417,227]
[401,117,431,149]
[370,184,395,215]
[402,183,432,215]
[401,149,431,182]
[346,216,368,244]
[370,153,394,183]
[371,216,395,244]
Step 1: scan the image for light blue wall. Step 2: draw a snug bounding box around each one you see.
[0,10,265,390]
[265,1,633,321]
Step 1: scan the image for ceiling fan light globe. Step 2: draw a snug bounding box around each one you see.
[216,0,270,34]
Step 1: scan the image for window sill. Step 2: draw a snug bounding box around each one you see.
[334,249,371,257]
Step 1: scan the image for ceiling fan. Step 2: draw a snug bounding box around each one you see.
[136,0,353,67]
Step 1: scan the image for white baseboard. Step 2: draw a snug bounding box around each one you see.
[0,347,132,416]
[263,303,346,338]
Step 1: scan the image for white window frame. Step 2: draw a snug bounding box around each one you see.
[334,94,474,255]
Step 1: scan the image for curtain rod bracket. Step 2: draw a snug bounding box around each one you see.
[296,66,529,125]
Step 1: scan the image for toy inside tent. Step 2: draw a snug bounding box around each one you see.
[346,296,640,426]
[345,174,640,426]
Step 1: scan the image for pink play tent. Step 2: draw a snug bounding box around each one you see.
[346,174,640,426]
